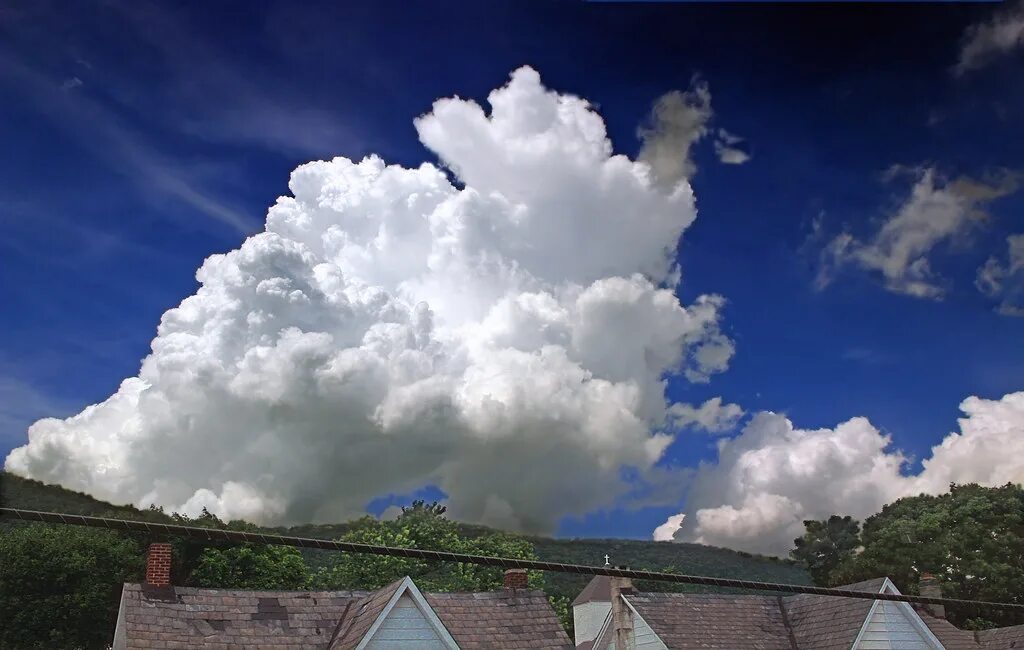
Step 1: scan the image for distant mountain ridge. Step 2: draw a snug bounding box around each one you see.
[0,471,811,602]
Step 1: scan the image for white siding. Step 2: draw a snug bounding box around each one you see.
[364,594,449,650]
[633,613,668,650]
[574,601,612,645]
[853,601,939,650]
[591,599,667,650]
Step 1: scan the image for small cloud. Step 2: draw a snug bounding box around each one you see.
[953,1,1024,76]
[61,76,83,91]
[713,128,751,165]
[976,233,1024,316]
[666,397,745,434]
[817,167,1021,299]
[653,513,686,541]
[638,77,713,185]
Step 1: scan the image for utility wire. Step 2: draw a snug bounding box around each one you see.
[3,507,1022,612]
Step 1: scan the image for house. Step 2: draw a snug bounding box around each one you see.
[571,573,1024,650]
[112,542,572,649]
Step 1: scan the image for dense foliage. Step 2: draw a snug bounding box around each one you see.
[314,500,543,591]
[0,523,144,649]
[791,483,1024,628]
[190,545,313,590]
[790,515,861,585]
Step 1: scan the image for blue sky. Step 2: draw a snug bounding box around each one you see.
[1,1,1022,545]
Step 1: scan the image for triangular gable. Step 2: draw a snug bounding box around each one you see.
[851,578,945,650]
[587,594,669,650]
[621,596,668,650]
[354,576,459,650]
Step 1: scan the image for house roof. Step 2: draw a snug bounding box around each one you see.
[916,608,985,650]
[426,589,572,648]
[623,592,794,650]
[117,583,367,649]
[572,575,612,606]
[778,577,885,650]
[583,576,1024,650]
[327,578,405,649]
[976,623,1024,649]
[117,579,572,649]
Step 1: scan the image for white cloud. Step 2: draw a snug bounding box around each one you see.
[653,513,686,542]
[818,168,1019,299]
[954,1,1024,77]
[655,391,1024,555]
[913,392,1024,491]
[666,397,744,433]
[5,67,733,533]
[638,80,713,185]
[713,129,751,165]
[976,233,1024,316]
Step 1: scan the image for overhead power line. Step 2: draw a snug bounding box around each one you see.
[3,507,1022,612]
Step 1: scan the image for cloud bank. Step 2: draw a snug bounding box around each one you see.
[5,67,734,533]
[655,390,1024,555]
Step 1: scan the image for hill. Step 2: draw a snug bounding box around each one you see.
[0,471,810,602]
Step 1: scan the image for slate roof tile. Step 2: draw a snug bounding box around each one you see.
[977,622,1024,649]
[118,581,571,649]
[624,592,793,650]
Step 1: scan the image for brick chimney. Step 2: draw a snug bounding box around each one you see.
[919,572,944,619]
[145,542,173,587]
[504,568,528,590]
[610,570,635,649]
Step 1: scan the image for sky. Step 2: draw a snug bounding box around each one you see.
[1,0,1023,556]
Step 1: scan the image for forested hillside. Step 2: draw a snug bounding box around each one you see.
[1,470,810,604]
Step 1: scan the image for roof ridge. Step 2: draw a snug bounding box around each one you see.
[776,595,800,650]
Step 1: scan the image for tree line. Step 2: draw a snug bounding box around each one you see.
[0,500,570,649]
[789,482,1024,629]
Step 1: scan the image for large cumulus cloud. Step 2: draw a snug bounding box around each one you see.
[655,391,1024,555]
[5,67,733,532]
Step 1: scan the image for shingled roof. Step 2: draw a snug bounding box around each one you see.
[582,577,1024,650]
[572,575,611,606]
[976,623,1024,649]
[426,589,572,648]
[779,577,885,649]
[115,583,365,649]
[114,577,572,649]
[327,578,405,649]
[624,592,793,649]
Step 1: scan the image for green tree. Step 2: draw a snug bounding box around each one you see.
[0,523,144,649]
[313,503,572,636]
[790,515,861,586]
[189,544,312,590]
[313,501,544,592]
[803,483,1024,627]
